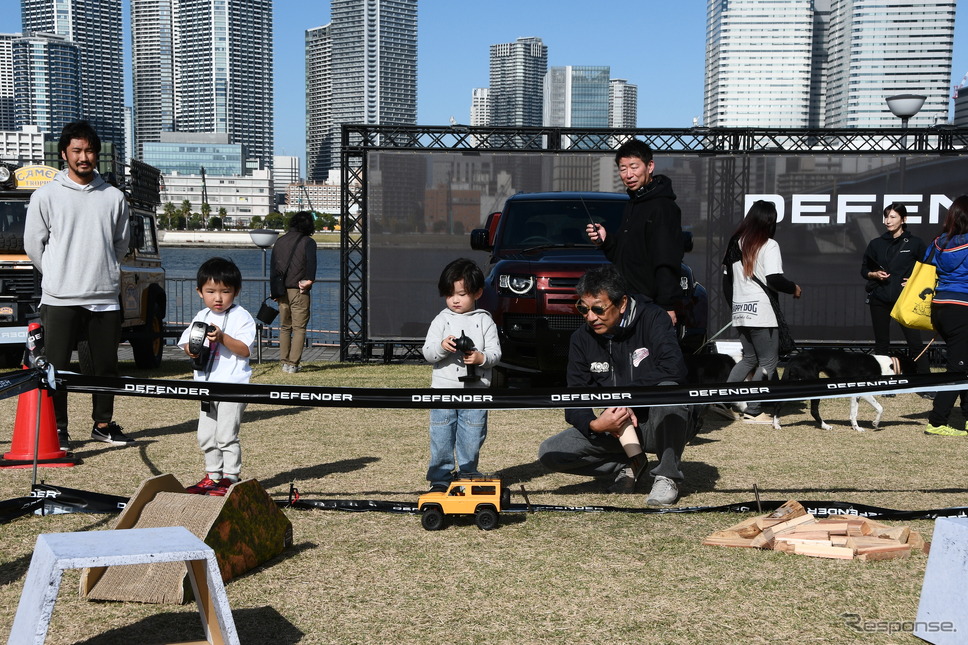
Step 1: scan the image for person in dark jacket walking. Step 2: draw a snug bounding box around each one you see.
[860,203,929,376]
[538,265,691,506]
[586,139,684,324]
[270,211,317,373]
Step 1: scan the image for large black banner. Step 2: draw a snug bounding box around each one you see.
[366,150,967,342]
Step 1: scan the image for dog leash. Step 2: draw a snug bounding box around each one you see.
[693,321,734,354]
[914,336,936,364]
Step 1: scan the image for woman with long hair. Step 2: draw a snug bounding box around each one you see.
[924,195,968,436]
[860,203,930,379]
[714,200,802,423]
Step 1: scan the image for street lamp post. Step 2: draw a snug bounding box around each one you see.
[248,228,279,364]
[885,94,926,192]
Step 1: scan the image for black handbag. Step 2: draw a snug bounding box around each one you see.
[256,297,279,325]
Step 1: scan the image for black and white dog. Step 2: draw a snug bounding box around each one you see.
[772,349,916,432]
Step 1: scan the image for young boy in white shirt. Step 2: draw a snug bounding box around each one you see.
[178,257,256,495]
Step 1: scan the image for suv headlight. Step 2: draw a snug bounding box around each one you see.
[498,273,535,297]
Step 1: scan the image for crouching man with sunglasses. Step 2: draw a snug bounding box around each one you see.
[538,265,691,506]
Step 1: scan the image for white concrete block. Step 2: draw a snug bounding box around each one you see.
[915,516,968,644]
[7,526,238,645]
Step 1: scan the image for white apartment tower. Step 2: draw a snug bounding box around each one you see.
[305,24,332,183]
[608,78,637,128]
[21,0,125,156]
[824,0,955,128]
[470,87,489,126]
[704,0,815,127]
[0,34,16,131]
[489,37,548,127]
[130,0,175,159]
[308,0,418,175]
[704,0,957,128]
[131,0,274,168]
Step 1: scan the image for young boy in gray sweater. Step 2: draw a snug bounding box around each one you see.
[421,258,501,492]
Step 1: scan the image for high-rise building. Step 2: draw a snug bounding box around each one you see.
[305,24,332,183]
[542,66,610,128]
[703,0,957,128]
[130,0,175,159]
[704,0,815,127]
[470,88,489,126]
[21,0,125,157]
[489,37,547,127]
[306,0,418,178]
[12,33,80,137]
[0,34,17,131]
[131,0,274,168]
[824,0,955,128]
[608,79,637,129]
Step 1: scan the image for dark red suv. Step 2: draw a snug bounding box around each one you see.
[470,191,707,386]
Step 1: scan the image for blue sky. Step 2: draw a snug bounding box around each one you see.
[1,0,965,170]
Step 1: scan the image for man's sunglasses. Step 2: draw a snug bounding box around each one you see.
[575,301,613,316]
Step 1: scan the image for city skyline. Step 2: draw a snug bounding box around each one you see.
[1,0,966,172]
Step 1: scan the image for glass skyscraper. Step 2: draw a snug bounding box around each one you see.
[306,0,418,178]
[131,0,273,168]
[12,33,80,137]
[704,0,957,128]
[21,0,125,157]
[489,37,547,127]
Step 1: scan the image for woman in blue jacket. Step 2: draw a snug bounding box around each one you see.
[924,195,968,436]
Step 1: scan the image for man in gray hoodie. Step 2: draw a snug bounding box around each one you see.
[24,121,135,450]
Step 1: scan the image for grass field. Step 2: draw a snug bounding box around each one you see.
[1,357,965,644]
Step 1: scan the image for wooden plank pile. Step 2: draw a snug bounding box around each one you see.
[702,500,928,561]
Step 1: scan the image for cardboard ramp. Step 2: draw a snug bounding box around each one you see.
[81,474,292,604]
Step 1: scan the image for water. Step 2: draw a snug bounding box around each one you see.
[160,246,341,343]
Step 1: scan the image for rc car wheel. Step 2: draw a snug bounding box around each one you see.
[475,506,498,531]
[500,486,511,510]
[421,506,445,531]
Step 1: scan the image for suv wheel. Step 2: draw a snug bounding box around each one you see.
[132,299,165,369]
[421,506,445,531]
[475,506,498,531]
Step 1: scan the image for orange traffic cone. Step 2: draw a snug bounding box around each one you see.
[0,371,79,468]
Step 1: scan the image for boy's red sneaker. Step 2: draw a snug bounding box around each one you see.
[208,478,235,496]
[185,476,220,495]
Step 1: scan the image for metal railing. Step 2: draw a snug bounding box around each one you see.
[163,277,341,348]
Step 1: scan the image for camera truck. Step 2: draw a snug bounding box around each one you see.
[0,159,166,369]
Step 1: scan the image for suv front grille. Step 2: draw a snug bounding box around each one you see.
[0,267,39,299]
[504,313,584,339]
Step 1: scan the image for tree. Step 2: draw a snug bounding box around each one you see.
[264,211,285,229]
[316,212,338,231]
[201,202,213,228]
[160,201,178,229]
[250,216,263,229]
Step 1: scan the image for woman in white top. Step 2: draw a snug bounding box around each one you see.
[719,200,802,423]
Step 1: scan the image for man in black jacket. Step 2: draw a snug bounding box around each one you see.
[538,266,691,506]
[587,139,684,324]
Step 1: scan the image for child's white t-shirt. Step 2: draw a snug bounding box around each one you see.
[177,303,256,384]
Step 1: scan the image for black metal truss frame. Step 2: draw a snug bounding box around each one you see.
[339,124,968,361]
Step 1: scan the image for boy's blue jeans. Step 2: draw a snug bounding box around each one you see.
[427,408,488,487]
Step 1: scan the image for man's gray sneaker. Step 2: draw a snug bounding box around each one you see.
[606,454,648,494]
[646,475,679,506]
[57,430,71,452]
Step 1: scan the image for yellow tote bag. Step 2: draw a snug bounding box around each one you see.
[890,259,937,331]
